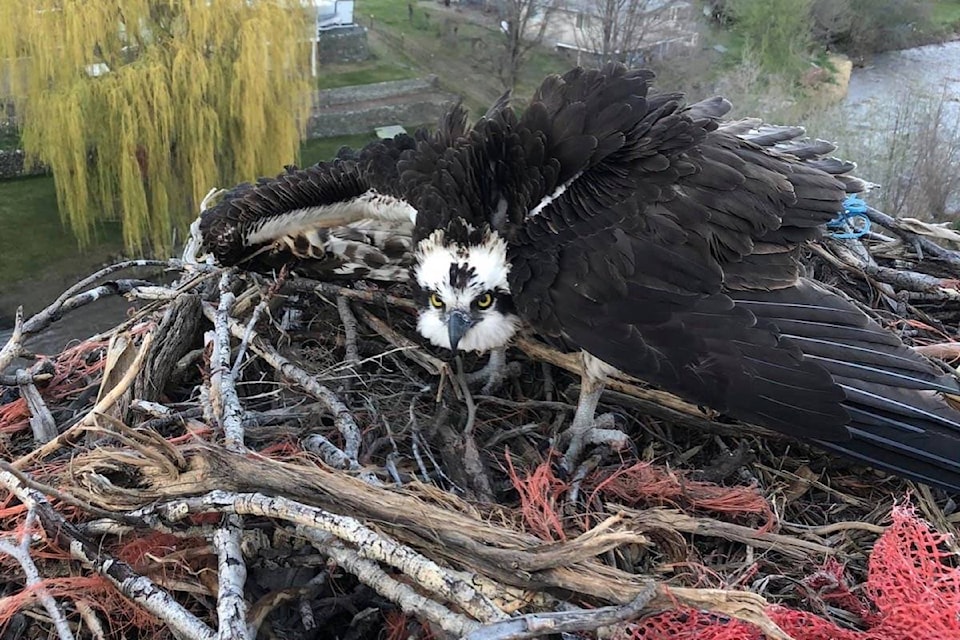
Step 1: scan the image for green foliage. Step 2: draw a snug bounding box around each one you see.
[0,1,314,254]
[726,0,814,74]
[810,0,937,56]
[932,0,960,28]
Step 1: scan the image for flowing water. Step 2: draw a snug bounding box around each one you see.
[842,40,960,124]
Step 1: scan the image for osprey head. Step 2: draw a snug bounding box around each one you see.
[411,223,520,353]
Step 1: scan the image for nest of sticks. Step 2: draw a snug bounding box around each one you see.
[1,205,960,640]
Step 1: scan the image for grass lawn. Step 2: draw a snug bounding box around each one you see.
[932,0,960,28]
[316,59,418,90]
[0,175,124,287]
[0,134,380,297]
[299,133,379,166]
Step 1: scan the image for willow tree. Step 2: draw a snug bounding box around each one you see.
[0,1,314,253]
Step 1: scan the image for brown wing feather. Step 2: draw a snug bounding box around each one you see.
[500,65,960,490]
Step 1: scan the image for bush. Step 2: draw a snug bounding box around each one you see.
[725,0,814,75]
[810,0,935,58]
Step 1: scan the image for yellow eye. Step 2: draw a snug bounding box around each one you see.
[429,293,444,309]
[476,292,494,309]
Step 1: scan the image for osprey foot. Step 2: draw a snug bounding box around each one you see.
[464,347,520,394]
[560,411,631,476]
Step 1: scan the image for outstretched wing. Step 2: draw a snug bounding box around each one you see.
[500,65,960,489]
[198,104,471,272]
[198,135,418,271]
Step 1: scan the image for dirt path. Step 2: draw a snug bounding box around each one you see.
[368,21,507,115]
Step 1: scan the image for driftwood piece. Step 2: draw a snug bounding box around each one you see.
[133,292,202,407]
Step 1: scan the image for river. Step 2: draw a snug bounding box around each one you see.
[843,40,960,124]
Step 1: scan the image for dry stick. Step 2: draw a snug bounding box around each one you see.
[355,306,447,376]
[230,299,267,380]
[210,273,252,640]
[302,434,361,472]
[284,279,418,311]
[0,469,215,640]
[515,337,754,436]
[454,357,495,502]
[13,332,154,471]
[336,296,361,395]
[0,459,127,523]
[21,260,171,337]
[212,273,246,453]
[0,508,76,640]
[74,600,107,640]
[817,242,960,299]
[298,527,482,636]
[200,303,362,466]
[213,521,249,640]
[462,583,657,640]
[19,378,57,444]
[333,295,361,460]
[865,206,960,272]
[90,445,788,636]
[616,507,835,560]
[148,490,507,624]
[913,342,960,360]
[0,305,24,371]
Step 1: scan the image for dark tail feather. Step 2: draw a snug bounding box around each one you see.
[734,278,960,492]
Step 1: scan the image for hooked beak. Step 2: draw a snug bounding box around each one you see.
[447,309,476,352]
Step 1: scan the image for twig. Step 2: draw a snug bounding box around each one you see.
[337,296,361,390]
[810,243,960,299]
[74,599,107,640]
[462,582,657,640]
[146,490,507,624]
[231,300,267,380]
[454,357,495,502]
[0,459,130,523]
[211,273,246,453]
[355,306,447,376]
[209,274,252,639]
[865,206,960,272]
[0,468,215,640]
[13,332,154,470]
[21,260,172,337]
[213,516,251,640]
[284,279,418,311]
[201,302,363,466]
[299,527,482,636]
[19,377,57,444]
[0,305,24,371]
[0,508,76,640]
[913,341,960,360]
[302,434,361,472]
[616,506,835,560]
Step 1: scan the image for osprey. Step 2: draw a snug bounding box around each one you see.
[199,64,960,492]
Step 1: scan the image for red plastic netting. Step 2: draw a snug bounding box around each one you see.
[620,506,960,640]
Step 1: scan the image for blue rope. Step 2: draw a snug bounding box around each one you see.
[827,194,871,239]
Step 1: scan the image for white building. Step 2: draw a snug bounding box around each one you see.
[313,0,355,31]
[537,0,699,65]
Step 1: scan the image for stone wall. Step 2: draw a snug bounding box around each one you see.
[316,25,370,64]
[315,76,439,106]
[307,75,458,138]
[0,149,47,180]
[306,99,451,138]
